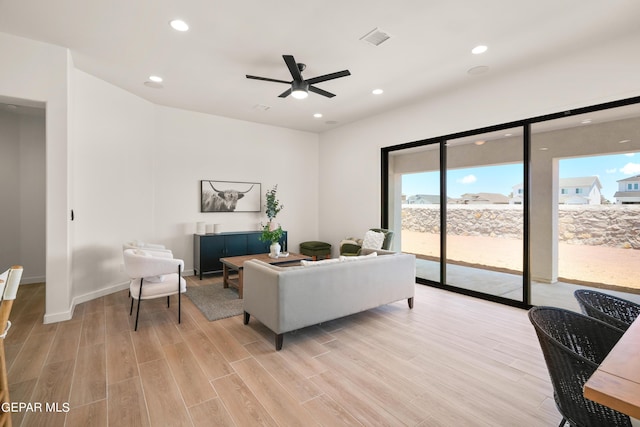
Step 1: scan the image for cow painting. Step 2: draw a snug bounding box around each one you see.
[201,180,261,212]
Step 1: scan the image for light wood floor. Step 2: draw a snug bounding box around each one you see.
[4,276,561,426]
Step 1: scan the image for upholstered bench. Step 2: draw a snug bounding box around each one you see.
[299,241,331,260]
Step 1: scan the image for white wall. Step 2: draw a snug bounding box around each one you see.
[69,69,156,300]
[0,32,69,322]
[18,114,46,283]
[1,32,319,322]
[153,107,319,261]
[318,30,640,255]
[0,112,20,269]
[68,69,319,310]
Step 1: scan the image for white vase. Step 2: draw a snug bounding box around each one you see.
[270,242,281,258]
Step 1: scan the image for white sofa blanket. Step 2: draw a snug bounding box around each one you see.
[243,249,416,350]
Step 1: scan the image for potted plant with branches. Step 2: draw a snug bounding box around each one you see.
[260,185,285,257]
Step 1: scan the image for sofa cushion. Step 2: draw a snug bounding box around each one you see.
[362,230,385,250]
[300,258,341,268]
[339,251,377,262]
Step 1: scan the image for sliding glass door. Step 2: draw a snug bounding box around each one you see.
[530,103,640,310]
[395,144,441,283]
[384,96,640,310]
[389,129,526,304]
[445,129,524,302]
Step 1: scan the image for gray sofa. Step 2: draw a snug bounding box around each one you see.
[243,248,416,350]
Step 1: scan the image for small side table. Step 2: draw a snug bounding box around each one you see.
[299,241,332,261]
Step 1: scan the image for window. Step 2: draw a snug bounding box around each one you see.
[576,188,583,194]
[635,183,639,190]
[628,183,633,190]
[561,188,568,194]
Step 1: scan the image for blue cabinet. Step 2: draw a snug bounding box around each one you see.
[193,231,287,279]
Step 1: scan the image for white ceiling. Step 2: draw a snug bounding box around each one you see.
[1,0,639,133]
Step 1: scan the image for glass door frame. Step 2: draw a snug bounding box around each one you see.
[381,95,640,309]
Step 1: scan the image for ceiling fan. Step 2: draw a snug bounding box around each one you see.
[246,55,351,99]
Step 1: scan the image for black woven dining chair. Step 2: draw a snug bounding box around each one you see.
[528,306,631,427]
[574,289,640,332]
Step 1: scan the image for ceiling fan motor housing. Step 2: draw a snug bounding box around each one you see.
[292,80,309,92]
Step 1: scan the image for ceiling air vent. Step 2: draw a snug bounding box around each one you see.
[360,28,392,46]
[252,104,271,111]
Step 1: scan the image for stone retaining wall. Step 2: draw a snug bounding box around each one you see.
[402,204,640,249]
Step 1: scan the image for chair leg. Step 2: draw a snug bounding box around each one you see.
[167,296,170,308]
[134,278,143,331]
[178,264,182,324]
[129,296,134,315]
[558,418,567,427]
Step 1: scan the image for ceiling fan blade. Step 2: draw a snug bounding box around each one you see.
[278,88,292,98]
[309,85,335,98]
[283,55,303,81]
[246,75,291,84]
[306,70,351,85]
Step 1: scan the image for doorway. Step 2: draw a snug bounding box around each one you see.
[0,99,46,285]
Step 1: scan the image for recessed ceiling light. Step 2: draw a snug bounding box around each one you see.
[474,140,486,146]
[539,147,549,151]
[143,81,163,89]
[619,139,631,144]
[472,45,488,54]
[313,113,323,118]
[149,75,163,83]
[581,119,592,124]
[504,133,513,137]
[467,65,489,75]
[372,88,384,95]
[170,19,189,32]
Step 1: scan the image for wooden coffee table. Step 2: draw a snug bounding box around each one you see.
[220,252,312,298]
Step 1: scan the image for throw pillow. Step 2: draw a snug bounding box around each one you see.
[339,252,378,262]
[300,258,341,268]
[362,230,385,250]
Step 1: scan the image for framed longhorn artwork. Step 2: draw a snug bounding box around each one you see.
[200,180,261,213]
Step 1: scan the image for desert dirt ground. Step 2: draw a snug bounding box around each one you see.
[401,230,640,291]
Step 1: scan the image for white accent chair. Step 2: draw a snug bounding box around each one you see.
[123,249,186,331]
[123,240,173,256]
[0,265,23,426]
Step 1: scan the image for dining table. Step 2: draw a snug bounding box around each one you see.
[584,316,640,420]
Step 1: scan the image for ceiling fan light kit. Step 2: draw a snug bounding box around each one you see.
[246,55,350,99]
[291,80,309,99]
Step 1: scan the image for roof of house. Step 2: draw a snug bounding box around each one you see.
[407,194,440,204]
[614,191,640,198]
[513,176,602,190]
[559,176,602,189]
[458,193,510,204]
[616,175,640,183]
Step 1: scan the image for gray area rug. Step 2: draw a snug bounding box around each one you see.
[185,284,243,321]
